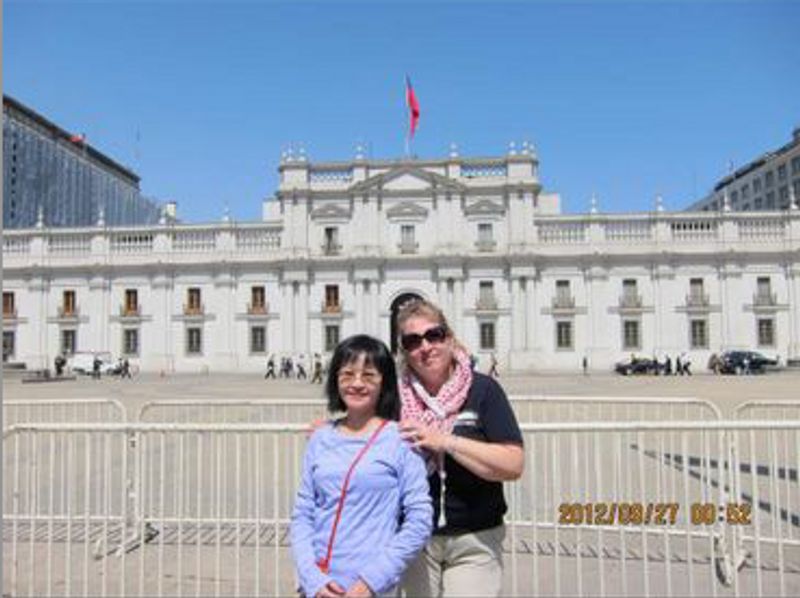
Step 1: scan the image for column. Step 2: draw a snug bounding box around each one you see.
[526,276,537,353]
[788,267,800,361]
[355,279,365,332]
[453,278,464,339]
[511,277,525,351]
[299,281,310,355]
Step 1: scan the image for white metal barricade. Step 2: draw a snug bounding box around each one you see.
[138,399,328,424]
[4,420,799,597]
[3,422,308,597]
[3,398,127,429]
[508,421,800,597]
[735,401,800,420]
[509,395,722,423]
[137,396,720,426]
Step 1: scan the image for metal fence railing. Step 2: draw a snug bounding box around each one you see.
[4,420,799,597]
[3,398,126,428]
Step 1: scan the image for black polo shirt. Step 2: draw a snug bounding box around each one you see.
[429,373,523,535]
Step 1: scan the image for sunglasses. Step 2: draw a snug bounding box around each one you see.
[400,325,448,352]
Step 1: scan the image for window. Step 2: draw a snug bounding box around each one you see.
[250,285,266,313]
[688,278,706,306]
[3,292,15,317]
[757,276,771,298]
[187,288,202,314]
[61,329,77,355]
[792,156,800,175]
[765,171,774,188]
[186,327,202,355]
[622,278,639,307]
[765,191,775,209]
[778,164,787,181]
[123,329,139,356]
[730,190,738,203]
[3,331,15,362]
[250,326,266,353]
[741,183,749,199]
[753,178,762,192]
[325,325,340,352]
[324,285,340,310]
[690,319,708,349]
[755,197,763,210]
[124,289,138,315]
[480,322,496,350]
[478,223,494,242]
[399,225,417,252]
[757,318,775,347]
[556,321,573,350]
[62,290,76,316]
[622,320,640,350]
[323,227,340,254]
[779,186,789,207]
[478,281,495,305]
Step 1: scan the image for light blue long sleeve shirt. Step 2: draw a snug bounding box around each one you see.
[290,420,433,596]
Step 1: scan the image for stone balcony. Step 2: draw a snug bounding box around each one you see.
[475,296,499,311]
[753,292,778,307]
[321,243,342,256]
[552,295,575,310]
[120,305,141,318]
[475,239,497,252]
[618,294,643,309]
[398,241,419,255]
[685,292,710,308]
[247,302,270,315]
[57,306,79,319]
[183,303,205,316]
[321,301,343,314]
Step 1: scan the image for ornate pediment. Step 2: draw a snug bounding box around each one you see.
[463,198,506,217]
[386,201,429,220]
[309,203,351,221]
[350,166,466,194]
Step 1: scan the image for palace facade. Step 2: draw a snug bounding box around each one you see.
[3,144,799,373]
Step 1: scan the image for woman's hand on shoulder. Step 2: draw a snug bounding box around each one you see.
[399,419,448,454]
[305,418,328,438]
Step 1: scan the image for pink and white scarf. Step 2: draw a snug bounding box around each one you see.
[399,349,473,527]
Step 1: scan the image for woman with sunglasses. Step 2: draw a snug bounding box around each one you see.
[396,299,524,597]
[291,335,432,598]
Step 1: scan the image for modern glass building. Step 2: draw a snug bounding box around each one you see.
[2,95,162,228]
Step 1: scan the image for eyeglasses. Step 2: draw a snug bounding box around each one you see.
[338,369,382,386]
[400,325,448,352]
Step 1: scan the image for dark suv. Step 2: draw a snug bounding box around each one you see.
[719,350,778,375]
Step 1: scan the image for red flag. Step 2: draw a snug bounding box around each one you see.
[69,133,86,144]
[406,76,420,138]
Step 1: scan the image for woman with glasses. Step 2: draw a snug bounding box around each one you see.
[396,299,524,597]
[290,335,432,598]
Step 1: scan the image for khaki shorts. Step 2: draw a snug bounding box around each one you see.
[401,524,505,597]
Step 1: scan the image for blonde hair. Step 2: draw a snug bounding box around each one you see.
[395,298,469,364]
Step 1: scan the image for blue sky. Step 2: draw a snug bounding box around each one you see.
[5,1,798,222]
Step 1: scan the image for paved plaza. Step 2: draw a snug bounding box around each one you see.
[4,367,800,419]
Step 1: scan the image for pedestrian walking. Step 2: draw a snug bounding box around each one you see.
[488,352,500,378]
[264,354,276,379]
[310,353,323,384]
[582,355,588,376]
[296,353,307,380]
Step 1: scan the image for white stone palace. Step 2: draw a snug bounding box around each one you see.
[3,143,800,373]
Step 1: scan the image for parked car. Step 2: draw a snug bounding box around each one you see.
[614,357,662,376]
[718,350,778,375]
[67,351,119,376]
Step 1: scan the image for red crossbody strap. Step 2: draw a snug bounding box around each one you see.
[317,419,389,575]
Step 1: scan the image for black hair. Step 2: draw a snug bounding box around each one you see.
[325,334,400,421]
